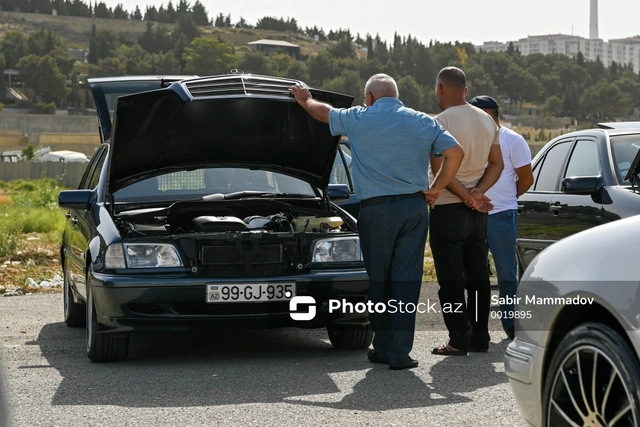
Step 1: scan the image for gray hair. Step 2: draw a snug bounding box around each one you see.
[436,67,467,88]
[364,74,399,99]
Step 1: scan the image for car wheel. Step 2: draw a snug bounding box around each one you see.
[327,324,373,350]
[63,268,85,327]
[86,281,129,363]
[542,322,640,427]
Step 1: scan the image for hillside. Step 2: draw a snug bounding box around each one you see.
[0,11,336,56]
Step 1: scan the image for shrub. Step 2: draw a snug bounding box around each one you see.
[33,102,56,115]
[0,216,24,258]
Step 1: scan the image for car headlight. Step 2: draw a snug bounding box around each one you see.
[105,243,183,269]
[311,237,362,263]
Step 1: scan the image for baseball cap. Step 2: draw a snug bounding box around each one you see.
[468,95,499,111]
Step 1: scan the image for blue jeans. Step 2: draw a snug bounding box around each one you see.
[487,209,519,332]
[358,196,429,366]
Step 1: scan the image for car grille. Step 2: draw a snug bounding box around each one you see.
[200,243,284,277]
[185,76,297,98]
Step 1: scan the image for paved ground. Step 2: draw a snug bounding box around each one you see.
[0,284,527,427]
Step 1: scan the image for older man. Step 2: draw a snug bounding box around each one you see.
[429,67,503,356]
[290,74,464,370]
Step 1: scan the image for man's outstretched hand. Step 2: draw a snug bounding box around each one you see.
[289,84,312,106]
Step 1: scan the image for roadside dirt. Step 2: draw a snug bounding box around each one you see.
[0,233,62,293]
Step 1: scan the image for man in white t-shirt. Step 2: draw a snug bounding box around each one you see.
[468,95,534,340]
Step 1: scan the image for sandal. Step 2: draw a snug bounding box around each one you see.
[431,343,467,356]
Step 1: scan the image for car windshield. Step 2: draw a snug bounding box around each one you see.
[113,167,316,202]
[610,134,640,184]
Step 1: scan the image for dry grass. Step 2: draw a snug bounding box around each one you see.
[0,194,12,205]
[0,11,337,56]
[0,233,61,292]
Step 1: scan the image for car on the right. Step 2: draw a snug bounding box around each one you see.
[505,213,640,427]
[516,122,640,273]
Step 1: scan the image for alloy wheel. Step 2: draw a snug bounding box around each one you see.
[547,345,637,427]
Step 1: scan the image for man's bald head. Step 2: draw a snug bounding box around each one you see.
[436,67,467,89]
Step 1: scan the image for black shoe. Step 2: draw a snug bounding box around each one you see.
[367,349,388,364]
[506,327,515,340]
[389,358,419,370]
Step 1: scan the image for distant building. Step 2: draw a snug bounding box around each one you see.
[475,35,640,74]
[247,39,301,60]
[475,0,640,73]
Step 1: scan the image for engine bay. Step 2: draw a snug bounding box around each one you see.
[113,198,359,277]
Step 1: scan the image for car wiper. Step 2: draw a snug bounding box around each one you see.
[255,193,317,198]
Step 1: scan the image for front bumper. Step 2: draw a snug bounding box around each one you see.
[505,338,547,427]
[90,269,370,334]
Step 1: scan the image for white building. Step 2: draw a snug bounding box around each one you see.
[475,0,640,73]
[476,35,640,74]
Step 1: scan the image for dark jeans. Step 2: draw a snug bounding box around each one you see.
[358,196,429,366]
[429,203,490,352]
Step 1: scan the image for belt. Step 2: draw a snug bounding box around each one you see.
[360,192,424,208]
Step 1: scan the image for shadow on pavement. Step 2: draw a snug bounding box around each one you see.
[29,322,509,411]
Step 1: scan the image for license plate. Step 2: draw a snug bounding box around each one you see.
[206,283,296,303]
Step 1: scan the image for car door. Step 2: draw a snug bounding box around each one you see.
[549,137,604,237]
[63,146,107,302]
[517,139,572,270]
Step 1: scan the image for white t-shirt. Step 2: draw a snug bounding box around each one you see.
[486,126,532,214]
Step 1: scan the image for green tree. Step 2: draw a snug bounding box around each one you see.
[191,0,209,26]
[94,2,111,18]
[268,52,295,77]
[236,51,272,75]
[16,54,68,104]
[581,82,633,120]
[323,70,364,101]
[114,3,128,19]
[182,37,236,75]
[87,23,99,64]
[88,57,127,77]
[0,31,28,69]
[397,75,423,110]
[116,44,153,75]
[151,50,181,74]
[544,95,563,116]
[306,50,338,86]
[132,5,143,20]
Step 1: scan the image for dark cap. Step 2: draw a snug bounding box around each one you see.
[469,95,499,112]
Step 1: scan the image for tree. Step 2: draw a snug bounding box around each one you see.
[132,5,142,20]
[144,5,158,21]
[17,54,68,104]
[116,44,153,75]
[182,37,236,75]
[191,1,209,26]
[1,31,28,69]
[323,70,364,101]
[236,51,272,75]
[397,75,423,110]
[174,14,200,43]
[306,50,338,86]
[88,57,126,77]
[544,95,563,117]
[94,2,111,18]
[114,3,128,19]
[268,52,295,77]
[87,24,99,64]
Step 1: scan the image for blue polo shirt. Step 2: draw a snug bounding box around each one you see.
[328,98,460,201]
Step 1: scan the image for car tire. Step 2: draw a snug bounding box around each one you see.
[542,322,640,427]
[86,281,129,363]
[63,268,85,327]
[327,324,373,350]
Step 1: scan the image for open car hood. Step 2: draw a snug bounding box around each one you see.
[96,75,353,193]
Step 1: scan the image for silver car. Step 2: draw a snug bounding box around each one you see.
[505,214,640,426]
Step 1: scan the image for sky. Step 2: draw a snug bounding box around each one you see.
[111,0,640,46]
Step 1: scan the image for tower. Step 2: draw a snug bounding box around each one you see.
[589,0,599,39]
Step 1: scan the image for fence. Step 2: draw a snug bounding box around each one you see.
[0,162,86,188]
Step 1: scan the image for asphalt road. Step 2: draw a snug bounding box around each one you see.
[0,284,527,427]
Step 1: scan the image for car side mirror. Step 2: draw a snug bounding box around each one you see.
[58,190,93,209]
[327,184,350,202]
[561,176,602,195]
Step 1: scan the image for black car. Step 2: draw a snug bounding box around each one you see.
[516,122,640,272]
[59,74,372,362]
